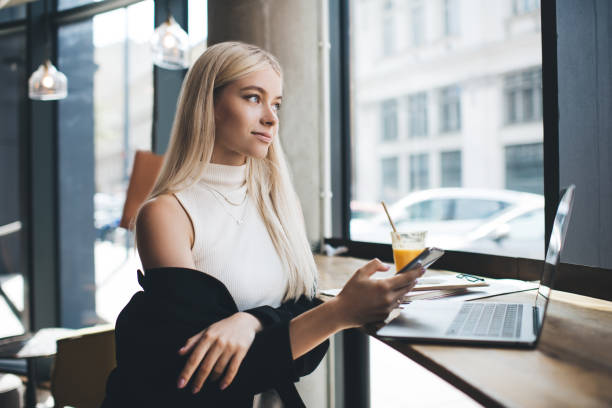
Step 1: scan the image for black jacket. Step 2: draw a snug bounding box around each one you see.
[101,267,329,407]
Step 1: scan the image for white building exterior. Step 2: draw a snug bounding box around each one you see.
[352,0,543,204]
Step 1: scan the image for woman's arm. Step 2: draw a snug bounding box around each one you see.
[177,259,423,394]
[136,195,196,270]
[137,196,264,392]
[289,259,423,359]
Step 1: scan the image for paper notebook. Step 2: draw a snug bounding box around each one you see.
[409,277,489,291]
[319,277,488,298]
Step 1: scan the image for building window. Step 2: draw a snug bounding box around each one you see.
[441,150,462,187]
[411,1,425,47]
[382,0,395,56]
[381,99,398,141]
[504,68,542,124]
[439,85,461,133]
[408,92,428,138]
[443,0,460,37]
[409,153,429,191]
[0,5,26,23]
[513,0,540,15]
[381,156,399,201]
[505,143,543,194]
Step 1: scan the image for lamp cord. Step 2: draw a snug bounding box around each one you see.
[43,0,51,62]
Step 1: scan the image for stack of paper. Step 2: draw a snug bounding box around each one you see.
[402,288,468,302]
[319,274,538,303]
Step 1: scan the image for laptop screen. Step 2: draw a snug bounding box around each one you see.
[534,185,575,333]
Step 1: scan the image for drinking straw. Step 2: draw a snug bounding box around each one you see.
[380,201,397,233]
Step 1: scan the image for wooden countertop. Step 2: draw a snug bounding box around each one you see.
[314,255,612,408]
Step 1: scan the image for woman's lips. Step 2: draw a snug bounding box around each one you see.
[252,132,273,143]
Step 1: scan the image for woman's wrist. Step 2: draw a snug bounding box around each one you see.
[237,311,264,332]
[325,297,355,332]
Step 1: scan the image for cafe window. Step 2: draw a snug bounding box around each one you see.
[57,0,154,326]
[349,0,543,256]
[0,5,25,23]
[0,31,28,338]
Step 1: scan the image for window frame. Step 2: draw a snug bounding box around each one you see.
[0,0,188,333]
[328,0,610,303]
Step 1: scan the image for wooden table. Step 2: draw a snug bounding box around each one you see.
[0,328,75,408]
[315,255,612,408]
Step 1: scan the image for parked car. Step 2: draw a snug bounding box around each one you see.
[455,202,545,259]
[350,188,544,259]
[94,192,125,242]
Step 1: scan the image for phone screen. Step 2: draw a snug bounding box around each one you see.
[396,247,445,274]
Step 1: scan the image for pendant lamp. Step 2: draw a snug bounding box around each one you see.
[28,0,68,101]
[29,59,68,100]
[150,15,190,70]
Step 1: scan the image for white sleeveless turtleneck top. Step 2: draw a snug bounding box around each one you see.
[174,163,288,311]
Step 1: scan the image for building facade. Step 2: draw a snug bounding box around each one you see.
[352,0,543,204]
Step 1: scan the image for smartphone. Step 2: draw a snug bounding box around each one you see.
[396,247,445,274]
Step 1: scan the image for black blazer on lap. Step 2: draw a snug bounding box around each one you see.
[101,267,329,407]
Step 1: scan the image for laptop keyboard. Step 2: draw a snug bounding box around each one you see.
[446,303,523,338]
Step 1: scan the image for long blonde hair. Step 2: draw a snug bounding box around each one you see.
[148,41,317,301]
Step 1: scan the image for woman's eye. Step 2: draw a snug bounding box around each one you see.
[273,103,282,112]
[246,95,260,103]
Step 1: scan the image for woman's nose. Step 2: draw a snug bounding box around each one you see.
[260,105,278,126]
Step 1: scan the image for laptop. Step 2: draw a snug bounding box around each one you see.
[377,185,575,348]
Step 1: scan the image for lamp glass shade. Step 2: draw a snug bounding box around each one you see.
[28,60,68,101]
[150,15,190,70]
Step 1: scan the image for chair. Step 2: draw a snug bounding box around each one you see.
[119,150,164,230]
[50,325,115,408]
[0,373,23,408]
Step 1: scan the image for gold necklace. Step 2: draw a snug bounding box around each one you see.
[202,184,248,206]
[203,184,249,225]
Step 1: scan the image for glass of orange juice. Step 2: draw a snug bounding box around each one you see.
[391,231,427,273]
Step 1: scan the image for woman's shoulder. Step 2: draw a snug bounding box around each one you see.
[138,194,183,220]
[137,194,193,234]
[136,194,196,269]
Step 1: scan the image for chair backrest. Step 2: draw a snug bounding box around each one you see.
[119,150,164,230]
[51,325,116,408]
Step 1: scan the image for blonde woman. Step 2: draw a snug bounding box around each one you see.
[101,42,423,407]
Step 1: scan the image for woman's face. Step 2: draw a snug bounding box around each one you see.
[212,67,282,165]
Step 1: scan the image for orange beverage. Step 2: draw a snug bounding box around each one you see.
[393,248,424,272]
[390,231,427,273]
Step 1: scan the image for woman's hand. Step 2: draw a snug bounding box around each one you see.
[176,312,263,393]
[334,258,424,329]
